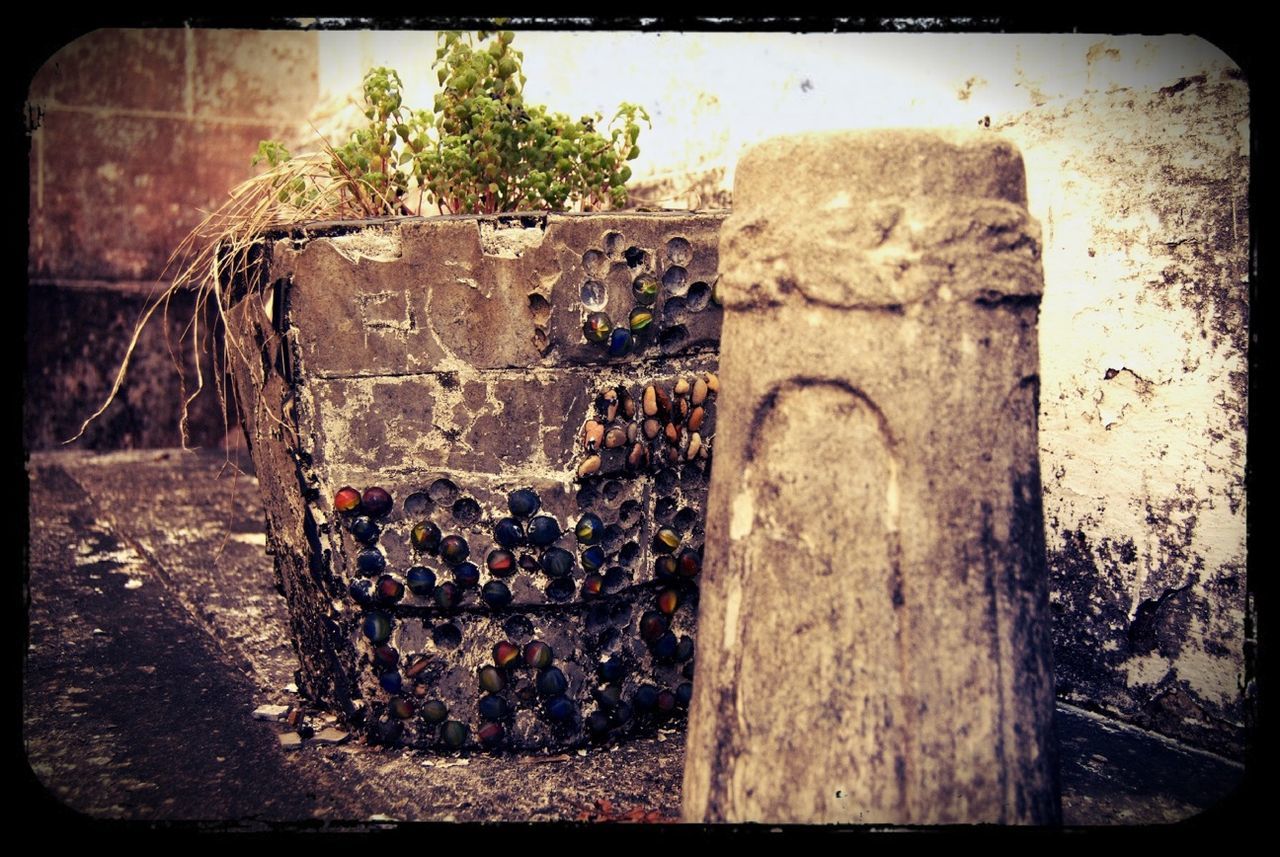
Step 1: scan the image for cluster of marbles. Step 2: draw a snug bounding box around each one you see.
[577,372,719,480]
[332,479,701,751]
[579,231,720,358]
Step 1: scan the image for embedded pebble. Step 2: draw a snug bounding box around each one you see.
[688,406,705,432]
[577,456,602,479]
[627,443,648,469]
[687,433,702,460]
[654,387,671,419]
[643,385,657,416]
[604,426,627,449]
[642,418,661,440]
[583,420,604,452]
[705,372,719,394]
[674,378,690,396]
[279,732,303,750]
[692,378,708,406]
[626,423,639,444]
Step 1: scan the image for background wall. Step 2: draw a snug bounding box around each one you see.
[25,28,1250,759]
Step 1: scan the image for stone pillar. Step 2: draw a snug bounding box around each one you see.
[682,130,1060,824]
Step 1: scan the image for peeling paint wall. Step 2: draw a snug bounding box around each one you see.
[26,30,1248,756]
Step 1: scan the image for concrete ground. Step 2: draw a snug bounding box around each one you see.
[23,449,1250,828]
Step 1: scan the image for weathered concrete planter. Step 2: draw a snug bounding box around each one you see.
[229,211,726,751]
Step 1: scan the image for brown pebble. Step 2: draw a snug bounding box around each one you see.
[705,372,719,395]
[665,422,680,445]
[654,387,672,419]
[628,442,648,468]
[621,390,637,419]
[676,398,689,421]
[583,420,604,451]
[692,378,708,406]
[687,432,702,460]
[605,427,628,449]
[664,447,680,466]
[605,389,619,422]
[643,418,661,440]
[627,423,639,443]
[643,385,658,416]
[578,455,602,478]
[414,683,429,698]
[674,378,690,396]
[689,406,705,431]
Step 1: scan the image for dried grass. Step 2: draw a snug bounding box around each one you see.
[66,151,368,449]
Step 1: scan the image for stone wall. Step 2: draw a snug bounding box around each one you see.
[25,29,1250,758]
[26,29,319,449]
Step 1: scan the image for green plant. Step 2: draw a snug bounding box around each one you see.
[71,28,649,446]
[263,30,649,217]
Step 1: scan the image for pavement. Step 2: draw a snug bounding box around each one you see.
[22,449,1251,829]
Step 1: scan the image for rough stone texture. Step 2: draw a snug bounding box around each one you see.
[682,130,1058,825]
[229,212,726,752]
[25,284,233,451]
[25,449,1247,824]
[26,28,318,450]
[999,66,1250,760]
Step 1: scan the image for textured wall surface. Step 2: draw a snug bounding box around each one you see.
[233,214,726,751]
[26,29,319,449]
[1003,65,1249,759]
[26,29,1249,757]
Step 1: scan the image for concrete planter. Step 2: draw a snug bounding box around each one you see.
[228,211,726,751]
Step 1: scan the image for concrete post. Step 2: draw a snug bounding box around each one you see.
[682,130,1060,824]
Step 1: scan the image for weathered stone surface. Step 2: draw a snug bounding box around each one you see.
[192,30,319,121]
[682,130,1058,824]
[272,213,725,377]
[29,29,190,112]
[230,212,724,752]
[29,111,293,283]
[25,284,233,451]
